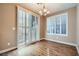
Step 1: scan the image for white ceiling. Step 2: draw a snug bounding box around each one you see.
[19,3,77,16]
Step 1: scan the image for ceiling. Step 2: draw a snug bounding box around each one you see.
[19,3,77,16]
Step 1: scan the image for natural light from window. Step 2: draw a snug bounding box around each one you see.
[47,13,68,36]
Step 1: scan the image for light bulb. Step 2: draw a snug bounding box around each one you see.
[39,10,42,13]
[43,8,47,12]
[47,11,50,14]
[39,10,43,15]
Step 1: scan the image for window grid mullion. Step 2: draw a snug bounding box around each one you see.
[60,16,61,34]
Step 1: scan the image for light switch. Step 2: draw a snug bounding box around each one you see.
[8,43,10,46]
[12,27,16,31]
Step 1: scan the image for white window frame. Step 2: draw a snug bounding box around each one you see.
[46,12,68,36]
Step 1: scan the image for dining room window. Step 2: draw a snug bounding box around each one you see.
[47,13,68,36]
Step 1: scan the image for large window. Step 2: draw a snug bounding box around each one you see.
[17,7,39,47]
[47,13,68,36]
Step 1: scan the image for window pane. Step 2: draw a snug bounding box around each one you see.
[32,15,35,27]
[47,17,51,34]
[17,9,23,26]
[26,13,29,27]
[51,17,56,34]
[36,16,38,25]
[47,13,68,35]
[55,16,60,34]
[61,15,67,34]
[22,10,25,26]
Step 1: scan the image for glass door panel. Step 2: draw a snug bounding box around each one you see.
[35,16,39,40]
[17,8,26,47]
[17,7,40,47]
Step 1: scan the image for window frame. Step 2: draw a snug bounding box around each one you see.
[46,12,68,36]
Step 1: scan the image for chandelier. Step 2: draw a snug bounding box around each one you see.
[37,3,50,16]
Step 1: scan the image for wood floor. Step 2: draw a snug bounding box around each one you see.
[0,40,78,56]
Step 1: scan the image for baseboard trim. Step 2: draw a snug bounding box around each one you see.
[0,47,17,54]
[41,38,77,46]
[76,45,79,55]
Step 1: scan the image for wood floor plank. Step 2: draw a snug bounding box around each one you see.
[0,40,78,56]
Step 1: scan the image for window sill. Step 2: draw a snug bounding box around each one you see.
[46,34,68,36]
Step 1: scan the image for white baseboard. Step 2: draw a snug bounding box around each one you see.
[44,38,79,54]
[76,45,79,54]
[41,38,45,39]
[0,47,17,54]
[42,38,77,46]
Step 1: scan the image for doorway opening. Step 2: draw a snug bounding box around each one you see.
[16,6,40,48]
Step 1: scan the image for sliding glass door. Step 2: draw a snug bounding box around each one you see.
[17,7,39,47]
[17,8,26,47]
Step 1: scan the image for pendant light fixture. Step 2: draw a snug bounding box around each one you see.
[37,3,50,16]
